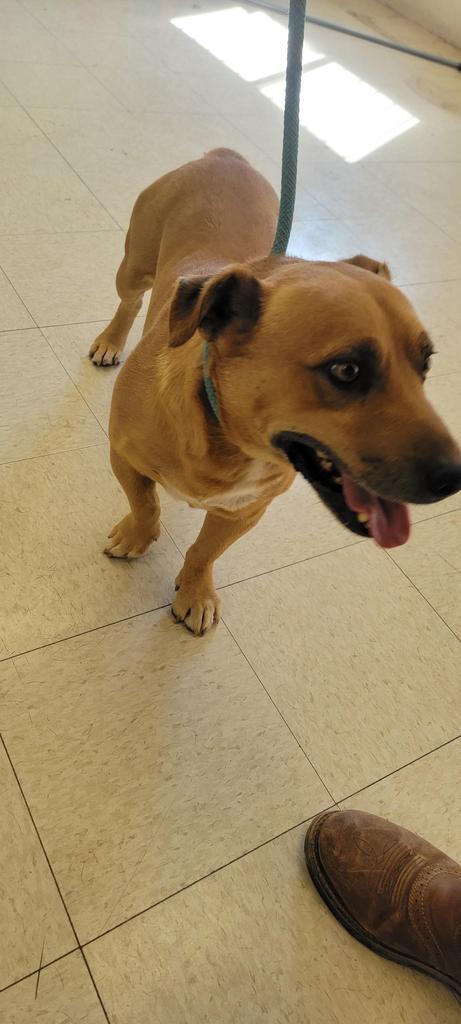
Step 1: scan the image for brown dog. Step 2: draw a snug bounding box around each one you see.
[89,148,461,635]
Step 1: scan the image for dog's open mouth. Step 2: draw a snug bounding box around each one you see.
[273,432,410,548]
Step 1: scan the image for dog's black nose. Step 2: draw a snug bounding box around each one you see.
[426,460,461,499]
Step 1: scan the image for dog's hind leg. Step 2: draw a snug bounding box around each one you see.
[343,254,391,279]
[89,224,154,367]
[104,448,161,558]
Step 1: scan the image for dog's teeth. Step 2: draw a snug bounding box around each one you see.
[357,512,369,523]
[333,475,341,484]
[320,459,333,472]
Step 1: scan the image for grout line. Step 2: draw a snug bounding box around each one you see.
[0,729,111,1016]
[412,502,461,526]
[386,548,461,646]
[0,264,36,326]
[365,162,461,251]
[79,948,111,1023]
[0,538,365,664]
[37,324,110,436]
[0,325,39,335]
[0,441,107,470]
[217,537,365,590]
[0,73,123,231]
[220,619,336,802]
[0,949,78,997]
[391,274,461,288]
[0,733,80,945]
[37,314,123,328]
[81,801,336,949]
[1,602,172,663]
[2,509,460,664]
[2,721,451,967]
[0,228,122,237]
[38,315,144,330]
[339,731,461,804]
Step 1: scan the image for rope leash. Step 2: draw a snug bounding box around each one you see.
[204,0,307,420]
[271,0,307,255]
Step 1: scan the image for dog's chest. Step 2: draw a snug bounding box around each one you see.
[164,463,269,512]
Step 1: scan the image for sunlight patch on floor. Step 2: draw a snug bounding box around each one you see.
[172,6,323,81]
[172,7,418,161]
[262,61,419,162]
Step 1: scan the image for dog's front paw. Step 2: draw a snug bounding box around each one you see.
[172,576,221,636]
[89,334,122,367]
[104,513,160,558]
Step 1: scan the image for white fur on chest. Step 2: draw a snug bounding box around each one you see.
[164,463,267,512]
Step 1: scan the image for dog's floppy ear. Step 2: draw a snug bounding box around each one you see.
[169,265,262,348]
[344,254,391,280]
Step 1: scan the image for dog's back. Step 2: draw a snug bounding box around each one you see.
[136,148,279,323]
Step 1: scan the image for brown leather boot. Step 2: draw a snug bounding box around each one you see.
[305,809,461,999]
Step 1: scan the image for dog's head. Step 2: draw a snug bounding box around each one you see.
[169,257,461,548]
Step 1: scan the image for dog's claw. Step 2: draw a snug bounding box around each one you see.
[172,583,220,636]
[88,337,122,367]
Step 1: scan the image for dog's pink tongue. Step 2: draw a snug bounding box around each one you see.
[342,476,410,548]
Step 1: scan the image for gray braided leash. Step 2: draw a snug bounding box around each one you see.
[271,0,307,255]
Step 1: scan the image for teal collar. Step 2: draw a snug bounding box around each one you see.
[202,339,221,422]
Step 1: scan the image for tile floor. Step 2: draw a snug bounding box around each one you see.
[1,0,461,1019]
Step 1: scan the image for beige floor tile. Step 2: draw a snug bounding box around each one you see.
[0,952,106,1023]
[0,230,123,325]
[225,110,337,169]
[365,116,461,163]
[0,706,75,989]
[343,208,461,285]
[0,329,104,462]
[0,268,33,330]
[43,318,145,432]
[0,61,123,111]
[31,107,281,228]
[390,509,461,640]
[290,185,339,225]
[89,61,217,115]
[19,0,119,32]
[161,476,362,588]
[411,492,461,526]
[368,162,461,241]
[403,281,461,377]
[53,28,157,69]
[85,819,459,1024]
[288,217,357,261]
[426,373,461,444]
[289,161,409,221]
[0,135,116,233]
[0,445,182,656]
[21,0,202,36]
[222,544,461,798]
[0,104,41,144]
[0,3,77,63]
[0,79,18,106]
[343,737,461,856]
[404,280,461,329]
[2,611,329,941]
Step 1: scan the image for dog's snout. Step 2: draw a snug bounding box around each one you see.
[426,460,461,500]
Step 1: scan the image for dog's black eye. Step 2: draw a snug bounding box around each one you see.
[329,361,360,384]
